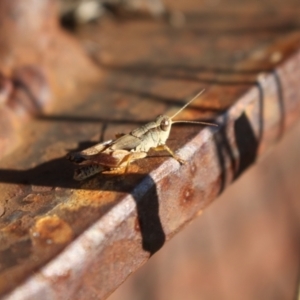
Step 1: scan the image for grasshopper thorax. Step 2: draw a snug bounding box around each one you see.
[146,114,173,147]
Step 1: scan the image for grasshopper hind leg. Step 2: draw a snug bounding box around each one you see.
[74,152,147,180]
[118,151,148,173]
[74,164,105,181]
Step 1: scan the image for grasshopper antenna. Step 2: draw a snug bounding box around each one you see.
[170,89,206,120]
[172,120,218,127]
[170,89,218,127]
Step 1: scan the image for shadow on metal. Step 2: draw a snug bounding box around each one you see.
[0,157,166,257]
[212,72,285,194]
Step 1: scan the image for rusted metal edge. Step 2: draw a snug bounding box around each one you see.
[3,44,300,300]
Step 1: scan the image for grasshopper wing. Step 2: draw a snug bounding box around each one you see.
[67,139,113,164]
[110,134,141,151]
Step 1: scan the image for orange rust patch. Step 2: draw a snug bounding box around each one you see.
[30,215,73,245]
[64,190,109,209]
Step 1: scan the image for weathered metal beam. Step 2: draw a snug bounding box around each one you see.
[1,1,300,299]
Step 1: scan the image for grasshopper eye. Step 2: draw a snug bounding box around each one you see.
[160,118,170,131]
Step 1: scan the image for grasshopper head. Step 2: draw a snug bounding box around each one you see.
[153,90,217,146]
[156,115,172,130]
[154,115,173,143]
[155,115,172,132]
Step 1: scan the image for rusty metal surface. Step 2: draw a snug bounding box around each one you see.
[0,0,300,299]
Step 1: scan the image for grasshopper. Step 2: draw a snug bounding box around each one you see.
[67,89,217,180]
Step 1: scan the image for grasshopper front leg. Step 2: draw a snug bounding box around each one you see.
[153,144,186,165]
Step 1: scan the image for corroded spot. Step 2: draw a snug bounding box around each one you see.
[180,187,194,206]
[190,163,197,175]
[30,215,73,245]
[134,216,141,232]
